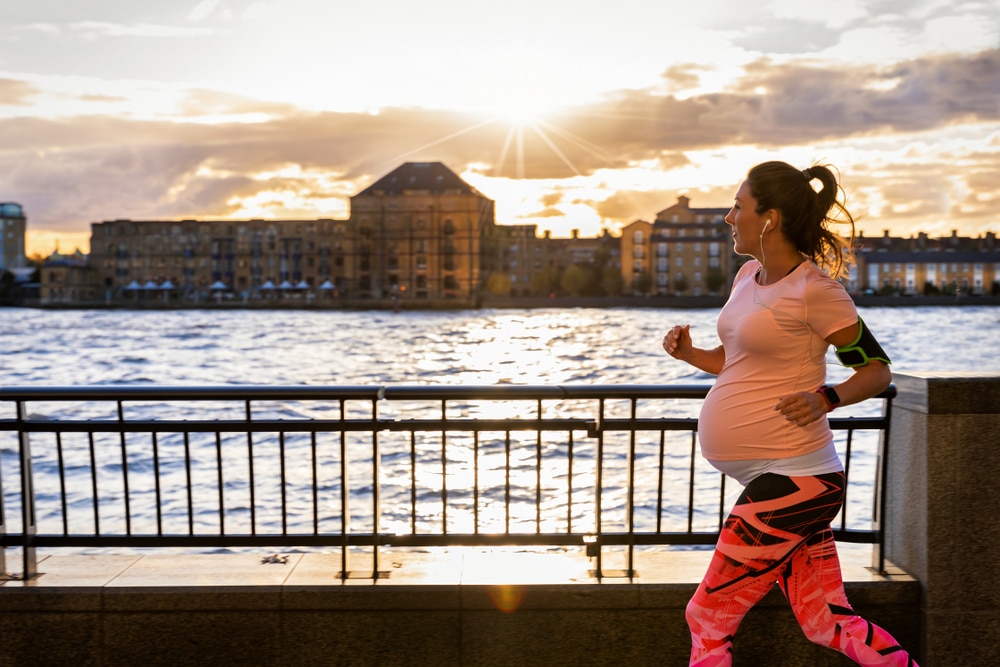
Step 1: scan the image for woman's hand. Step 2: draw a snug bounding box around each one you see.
[662,325,725,375]
[662,324,692,360]
[775,391,830,427]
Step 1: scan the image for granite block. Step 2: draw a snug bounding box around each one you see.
[281,609,461,667]
[99,610,281,667]
[0,612,101,667]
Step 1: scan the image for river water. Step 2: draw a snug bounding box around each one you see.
[1,305,998,552]
[3,305,998,386]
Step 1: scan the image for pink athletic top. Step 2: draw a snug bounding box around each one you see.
[697,260,858,461]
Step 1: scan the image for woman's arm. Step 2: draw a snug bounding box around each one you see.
[662,324,726,376]
[774,320,892,426]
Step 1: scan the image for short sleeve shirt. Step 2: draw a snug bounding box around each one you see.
[697,260,858,460]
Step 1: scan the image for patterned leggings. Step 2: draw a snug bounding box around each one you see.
[686,472,917,666]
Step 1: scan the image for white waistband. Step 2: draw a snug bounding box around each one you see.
[707,442,843,486]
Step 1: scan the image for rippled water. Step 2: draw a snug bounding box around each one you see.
[3,305,997,386]
[2,305,998,552]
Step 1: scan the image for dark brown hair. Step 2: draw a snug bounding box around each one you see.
[747,161,856,278]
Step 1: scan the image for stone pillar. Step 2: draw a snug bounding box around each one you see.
[888,372,1000,665]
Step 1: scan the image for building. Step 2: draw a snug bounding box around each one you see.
[39,249,98,304]
[1,202,27,272]
[89,217,349,303]
[856,229,1000,295]
[348,162,496,303]
[86,162,498,306]
[491,224,549,296]
[622,196,736,296]
[37,165,1000,306]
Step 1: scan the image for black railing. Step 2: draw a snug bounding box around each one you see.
[0,384,894,580]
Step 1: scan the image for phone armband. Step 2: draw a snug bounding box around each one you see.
[835,317,891,367]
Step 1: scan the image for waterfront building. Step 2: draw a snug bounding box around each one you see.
[856,229,1000,295]
[89,217,347,303]
[39,249,98,304]
[86,162,497,306]
[491,224,548,296]
[622,196,736,296]
[31,163,1000,306]
[0,202,27,272]
[348,161,496,303]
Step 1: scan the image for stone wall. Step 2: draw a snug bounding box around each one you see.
[887,372,1000,666]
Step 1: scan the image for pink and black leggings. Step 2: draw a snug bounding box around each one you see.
[686,472,918,666]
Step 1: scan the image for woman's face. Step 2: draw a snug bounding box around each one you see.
[724,179,769,258]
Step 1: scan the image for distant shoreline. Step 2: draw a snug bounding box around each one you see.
[9,294,1000,311]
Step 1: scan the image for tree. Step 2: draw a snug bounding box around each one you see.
[560,264,589,297]
[601,266,624,296]
[706,268,726,295]
[486,272,511,296]
[673,273,689,295]
[631,270,652,295]
[531,267,560,296]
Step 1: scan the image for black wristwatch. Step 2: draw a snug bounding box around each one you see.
[817,385,841,412]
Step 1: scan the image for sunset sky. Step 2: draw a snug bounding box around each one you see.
[2,0,999,257]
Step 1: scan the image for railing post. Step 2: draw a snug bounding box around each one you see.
[372,423,381,579]
[0,415,6,578]
[871,391,894,574]
[339,399,351,579]
[593,398,605,578]
[16,400,37,579]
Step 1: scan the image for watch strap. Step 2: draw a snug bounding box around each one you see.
[817,385,841,412]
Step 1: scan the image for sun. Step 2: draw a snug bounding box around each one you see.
[496,93,547,128]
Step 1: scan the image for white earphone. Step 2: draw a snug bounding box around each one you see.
[760,219,771,238]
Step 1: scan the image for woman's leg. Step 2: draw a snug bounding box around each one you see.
[687,473,847,666]
[778,528,918,666]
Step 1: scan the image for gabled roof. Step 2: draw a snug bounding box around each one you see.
[355,162,485,198]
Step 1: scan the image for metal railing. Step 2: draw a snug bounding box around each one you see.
[0,384,894,580]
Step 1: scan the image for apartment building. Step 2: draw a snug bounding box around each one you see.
[26,162,1000,305]
[348,161,496,302]
[1,202,27,272]
[39,249,98,304]
[857,229,1000,295]
[622,196,736,296]
[86,162,497,305]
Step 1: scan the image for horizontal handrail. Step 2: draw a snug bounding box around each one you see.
[0,384,895,580]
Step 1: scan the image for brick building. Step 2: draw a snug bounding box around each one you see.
[348,162,496,302]
[31,164,1000,305]
[39,249,98,304]
[856,229,1000,295]
[622,196,736,296]
[87,162,498,306]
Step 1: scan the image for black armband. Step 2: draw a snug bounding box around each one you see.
[835,317,891,367]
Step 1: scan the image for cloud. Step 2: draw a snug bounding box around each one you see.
[0,78,38,105]
[730,19,843,54]
[3,48,999,242]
